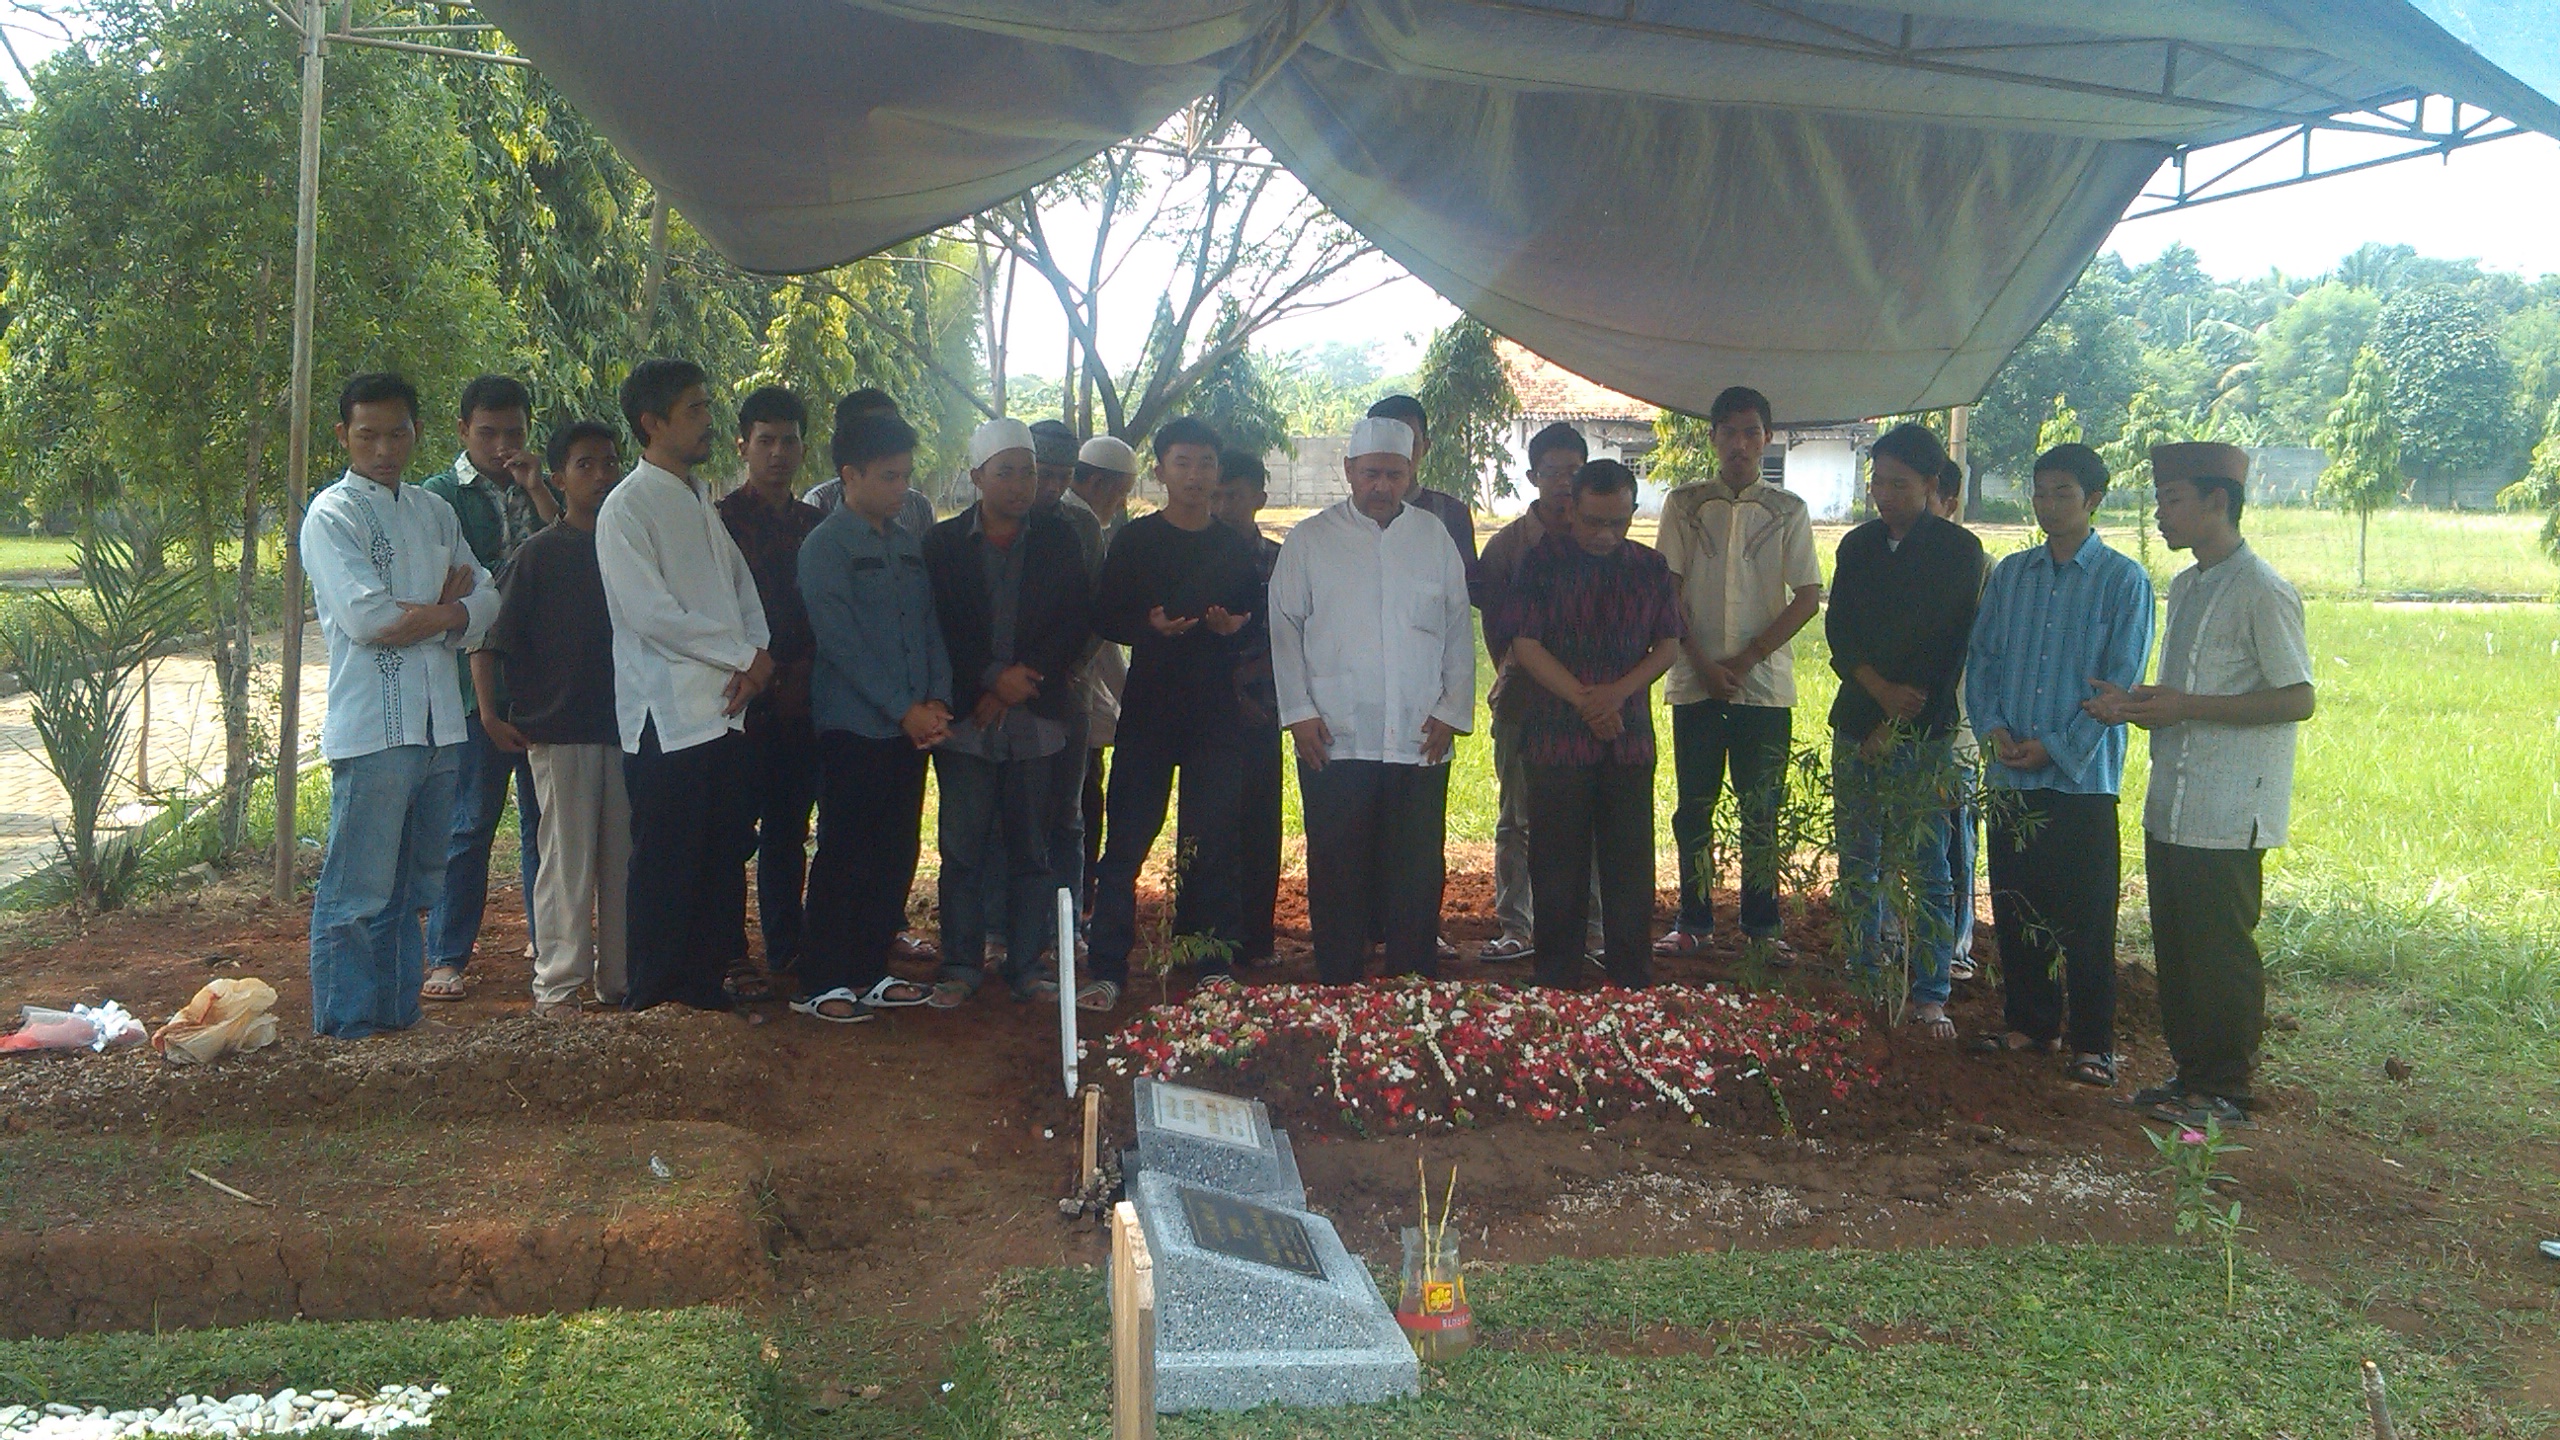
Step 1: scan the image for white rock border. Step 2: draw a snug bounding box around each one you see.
[0,1383,443,1437]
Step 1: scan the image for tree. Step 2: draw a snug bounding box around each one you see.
[2316,347,2404,588]
[2372,285,2520,498]
[980,108,1380,444]
[2501,303,2560,454]
[2253,282,2380,442]
[1185,308,1293,462]
[2495,397,2560,569]
[1413,316,1519,502]
[2035,395,2083,450]
[2100,383,2187,570]
[5,0,508,848]
[1971,256,2143,481]
[1648,410,1715,489]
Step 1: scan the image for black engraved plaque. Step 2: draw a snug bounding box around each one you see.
[1178,1186,1325,1279]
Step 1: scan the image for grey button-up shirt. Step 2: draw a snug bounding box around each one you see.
[799,505,950,740]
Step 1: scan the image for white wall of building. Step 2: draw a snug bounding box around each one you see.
[1781,436,1862,521]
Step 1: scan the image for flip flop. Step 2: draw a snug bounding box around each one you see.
[788,987,875,1025]
[856,976,935,1008]
[421,968,467,1002]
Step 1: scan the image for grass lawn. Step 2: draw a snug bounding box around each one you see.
[0,533,81,579]
[948,1248,2512,1439]
[0,1308,791,1439]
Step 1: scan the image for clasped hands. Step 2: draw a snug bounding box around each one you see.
[370,565,477,649]
[2083,678,2192,729]
[1290,714,1456,771]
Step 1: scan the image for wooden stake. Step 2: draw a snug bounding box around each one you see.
[1080,1084,1102,1194]
[186,1168,274,1208]
[1110,1201,1156,1439]
[2362,1359,2398,1440]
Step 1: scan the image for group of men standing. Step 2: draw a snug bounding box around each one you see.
[299,359,2308,1132]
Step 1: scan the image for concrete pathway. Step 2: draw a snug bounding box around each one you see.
[0,627,332,885]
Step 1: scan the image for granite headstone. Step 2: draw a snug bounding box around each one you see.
[1126,1169,1420,1412]
[1132,1077,1305,1208]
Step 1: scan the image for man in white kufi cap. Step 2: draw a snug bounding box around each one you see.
[1268,415,1475,983]
[918,417,1094,1005]
[1058,432,1138,924]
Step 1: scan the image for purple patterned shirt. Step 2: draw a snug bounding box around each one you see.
[1505,533,1685,767]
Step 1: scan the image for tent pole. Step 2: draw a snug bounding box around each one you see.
[1948,404,1973,519]
[637,198,670,349]
[273,0,326,903]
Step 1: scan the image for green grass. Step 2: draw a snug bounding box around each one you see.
[0,533,82,578]
[953,1248,2521,1438]
[0,1308,791,1438]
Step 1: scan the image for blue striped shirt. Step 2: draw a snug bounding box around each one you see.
[1964,530,2155,796]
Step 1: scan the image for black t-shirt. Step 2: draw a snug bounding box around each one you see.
[482,521,619,746]
[1092,511,1263,736]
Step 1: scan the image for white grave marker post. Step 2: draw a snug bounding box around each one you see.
[1058,886,1079,1098]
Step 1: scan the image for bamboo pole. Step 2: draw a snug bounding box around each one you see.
[272,0,326,902]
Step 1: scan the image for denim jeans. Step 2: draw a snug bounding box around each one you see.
[310,743,460,1038]
[1832,730,1957,1006]
[933,748,1055,991]
[426,712,539,970]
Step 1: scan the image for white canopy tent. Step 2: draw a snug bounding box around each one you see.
[471,0,2560,423]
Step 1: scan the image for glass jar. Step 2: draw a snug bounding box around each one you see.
[1394,1225,1474,1360]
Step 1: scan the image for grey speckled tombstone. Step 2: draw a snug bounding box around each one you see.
[1126,1169,1420,1413]
[1132,1077,1306,1208]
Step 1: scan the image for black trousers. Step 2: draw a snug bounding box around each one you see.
[1182,726,1283,960]
[2146,837,2265,1104]
[1089,722,1243,984]
[743,708,819,972]
[1300,759,1448,985]
[1667,701,1790,937]
[1986,789,2120,1054]
[621,725,755,1011]
[1527,760,1655,988]
[798,732,929,1000]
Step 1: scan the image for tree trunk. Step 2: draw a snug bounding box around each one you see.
[2357,508,2369,590]
[211,414,269,851]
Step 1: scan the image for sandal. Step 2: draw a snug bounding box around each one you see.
[1908,1003,1957,1042]
[724,965,776,1004]
[1968,1031,2056,1056]
[927,979,975,1010]
[529,999,582,1022]
[788,987,875,1025]
[1076,979,1119,1012]
[1476,936,1532,963]
[1742,936,1796,970]
[856,976,935,1008]
[421,967,467,1002]
[1949,954,1979,982]
[1652,928,1706,957]
[2065,1053,2118,1088]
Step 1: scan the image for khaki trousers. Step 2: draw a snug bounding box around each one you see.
[528,743,631,1005]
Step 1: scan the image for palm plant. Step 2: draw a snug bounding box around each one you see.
[1,514,198,912]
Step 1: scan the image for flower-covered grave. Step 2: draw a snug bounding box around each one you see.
[1101,980,1885,1134]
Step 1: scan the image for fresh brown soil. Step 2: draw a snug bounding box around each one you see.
[0,863,2548,1412]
